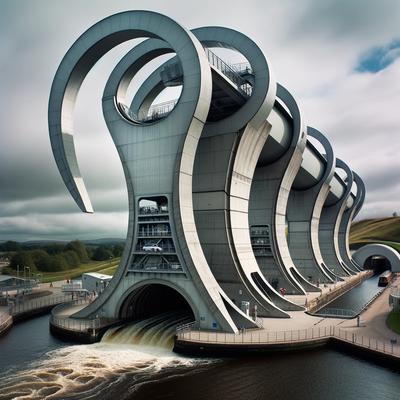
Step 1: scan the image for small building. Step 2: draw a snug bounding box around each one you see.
[82,272,112,294]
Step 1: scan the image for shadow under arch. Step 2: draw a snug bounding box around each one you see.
[353,244,400,273]
[117,279,198,323]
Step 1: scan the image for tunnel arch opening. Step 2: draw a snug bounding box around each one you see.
[363,255,391,273]
[119,283,196,323]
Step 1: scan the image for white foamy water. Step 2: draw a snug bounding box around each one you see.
[0,313,210,400]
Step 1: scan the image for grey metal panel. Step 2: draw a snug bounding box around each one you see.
[285,127,339,285]
[49,11,258,333]
[250,86,322,295]
[48,11,366,331]
[319,159,357,277]
[338,172,364,272]
[191,28,297,315]
[129,30,299,315]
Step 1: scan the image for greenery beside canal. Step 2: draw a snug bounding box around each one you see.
[387,310,400,334]
[350,217,400,253]
[1,240,123,275]
[2,258,120,283]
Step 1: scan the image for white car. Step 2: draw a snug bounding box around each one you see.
[142,244,162,252]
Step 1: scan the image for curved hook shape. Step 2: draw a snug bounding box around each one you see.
[287,127,335,283]
[48,10,212,213]
[126,36,305,309]
[319,158,356,276]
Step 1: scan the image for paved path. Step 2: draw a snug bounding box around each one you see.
[340,275,400,341]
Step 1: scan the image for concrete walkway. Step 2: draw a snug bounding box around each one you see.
[340,275,400,341]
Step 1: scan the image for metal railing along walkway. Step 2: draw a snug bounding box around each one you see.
[315,308,357,318]
[118,48,253,123]
[50,298,99,332]
[8,294,75,316]
[204,48,252,97]
[176,325,400,358]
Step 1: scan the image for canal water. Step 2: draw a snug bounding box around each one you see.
[316,273,383,315]
[0,313,399,400]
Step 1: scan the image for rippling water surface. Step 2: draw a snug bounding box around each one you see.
[0,314,399,400]
[0,313,213,400]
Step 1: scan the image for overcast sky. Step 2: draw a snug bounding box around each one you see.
[0,0,399,241]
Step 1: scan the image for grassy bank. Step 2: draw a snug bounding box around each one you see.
[4,258,120,283]
[387,310,400,334]
[350,217,400,253]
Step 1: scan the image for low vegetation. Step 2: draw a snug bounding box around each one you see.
[387,310,400,334]
[0,240,124,276]
[350,217,400,253]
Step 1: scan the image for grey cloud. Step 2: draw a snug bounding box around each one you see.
[0,0,399,240]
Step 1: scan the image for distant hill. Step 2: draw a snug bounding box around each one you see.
[350,217,400,253]
[1,238,125,247]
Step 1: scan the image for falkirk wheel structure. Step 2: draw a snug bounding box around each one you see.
[49,11,368,333]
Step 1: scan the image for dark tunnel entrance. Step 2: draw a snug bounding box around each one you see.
[119,284,195,323]
[363,255,391,273]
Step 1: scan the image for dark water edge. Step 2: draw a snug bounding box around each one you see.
[0,314,399,400]
[0,314,73,374]
[132,350,400,400]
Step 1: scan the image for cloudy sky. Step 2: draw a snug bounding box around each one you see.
[0,0,399,241]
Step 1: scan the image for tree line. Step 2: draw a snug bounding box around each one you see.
[0,240,124,273]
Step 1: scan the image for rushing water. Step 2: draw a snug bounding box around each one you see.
[0,313,399,400]
[0,313,210,400]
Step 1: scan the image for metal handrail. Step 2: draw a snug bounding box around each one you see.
[176,325,400,357]
[129,262,182,272]
[307,272,371,313]
[138,230,172,237]
[390,287,400,297]
[315,308,357,318]
[204,48,252,97]
[231,62,252,73]
[0,280,38,293]
[8,294,76,316]
[50,314,100,332]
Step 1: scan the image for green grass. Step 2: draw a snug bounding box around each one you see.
[387,310,400,334]
[350,217,400,243]
[4,258,120,283]
[97,264,119,276]
[350,217,400,254]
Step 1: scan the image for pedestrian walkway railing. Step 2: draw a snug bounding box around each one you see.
[315,308,357,318]
[50,298,100,332]
[176,325,400,357]
[205,48,252,97]
[50,313,100,332]
[307,271,372,314]
[390,287,400,297]
[8,294,76,316]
